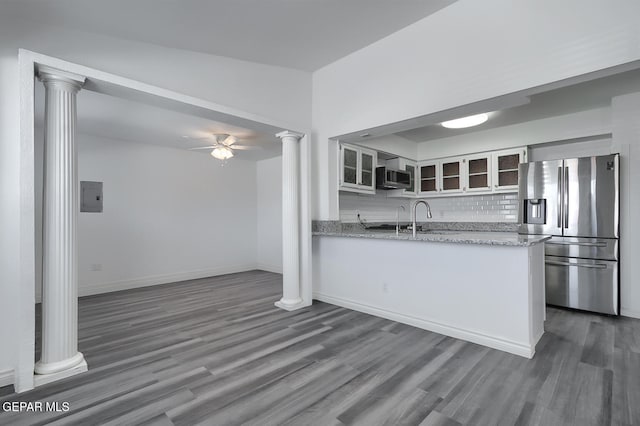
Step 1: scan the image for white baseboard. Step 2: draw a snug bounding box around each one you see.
[0,369,14,388]
[256,263,283,274]
[79,264,258,297]
[313,293,535,359]
[621,308,640,319]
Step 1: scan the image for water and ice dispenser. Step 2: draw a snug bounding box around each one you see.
[523,199,546,224]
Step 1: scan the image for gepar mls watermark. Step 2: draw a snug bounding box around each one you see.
[2,401,70,413]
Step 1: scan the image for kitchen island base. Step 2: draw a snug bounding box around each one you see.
[312,235,545,358]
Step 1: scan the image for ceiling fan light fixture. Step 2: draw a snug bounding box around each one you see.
[441,113,489,129]
[211,146,234,160]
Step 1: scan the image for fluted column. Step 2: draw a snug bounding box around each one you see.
[275,131,305,311]
[34,66,87,384]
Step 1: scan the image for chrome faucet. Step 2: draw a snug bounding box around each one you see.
[412,200,433,238]
[395,206,406,236]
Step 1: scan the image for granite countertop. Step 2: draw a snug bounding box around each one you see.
[312,229,551,247]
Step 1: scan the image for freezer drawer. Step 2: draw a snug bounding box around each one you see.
[545,256,618,315]
[545,236,618,261]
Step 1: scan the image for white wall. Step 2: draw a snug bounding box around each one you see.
[357,134,417,160]
[416,108,612,160]
[33,132,286,301]
[0,54,20,381]
[0,14,307,383]
[257,156,283,273]
[312,0,640,221]
[612,92,640,319]
[70,135,258,295]
[529,137,614,162]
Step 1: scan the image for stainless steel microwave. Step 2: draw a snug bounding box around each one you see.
[375,166,411,190]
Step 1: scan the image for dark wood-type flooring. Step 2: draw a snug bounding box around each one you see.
[1,270,640,425]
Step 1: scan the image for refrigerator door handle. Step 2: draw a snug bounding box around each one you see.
[557,166,563,228]
[564,166,569,229]
[545,260,608,269]
[546,241,608,247]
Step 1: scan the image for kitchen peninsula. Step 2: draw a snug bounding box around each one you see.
[312,222,550,358]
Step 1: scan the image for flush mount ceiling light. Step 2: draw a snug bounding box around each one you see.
[441,113,489,129]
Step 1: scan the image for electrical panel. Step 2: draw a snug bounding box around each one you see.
[81,181,103,213]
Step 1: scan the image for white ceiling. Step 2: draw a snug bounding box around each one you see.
[2,0,456,71]
[395,67,640,143]
[35,84,282,161]
[337,66,640,149]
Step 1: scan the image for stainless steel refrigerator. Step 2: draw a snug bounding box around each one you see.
[518,154,620,315]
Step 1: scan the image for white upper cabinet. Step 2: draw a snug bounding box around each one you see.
[415,147,527,197]
[417,160,440,196]
[492,148,527,192]
[386,157,417,197]
[440,156,466,194]
[339,143,527,197]
[339,143,377,194]
[465,152,492,193]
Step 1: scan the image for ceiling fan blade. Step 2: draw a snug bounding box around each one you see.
[230,145,262,150]
[188,146,216,150]
[222,135,237,145]
[182,135,212,141]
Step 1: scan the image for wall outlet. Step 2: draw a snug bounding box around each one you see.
[382,282,390,294]
[90,263,102,272]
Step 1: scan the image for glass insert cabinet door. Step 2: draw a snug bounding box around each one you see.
[405,163,416,193]
[497,153,519,187]
[339,143,377,193]
[342,145,358,185]
[360,151,374,187]
[467,156,491,190]
[441,159,462,191]
[419,163,438,193]
[493,149,526,190]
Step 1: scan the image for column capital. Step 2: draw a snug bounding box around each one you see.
[37,65,85,92]
[276,130,305,141]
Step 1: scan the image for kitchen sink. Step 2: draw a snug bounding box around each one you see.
[364,225,460,235]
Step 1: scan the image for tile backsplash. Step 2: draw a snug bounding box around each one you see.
[339,191,519,223]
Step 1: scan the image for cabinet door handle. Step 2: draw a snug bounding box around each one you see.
[494,184,498,188]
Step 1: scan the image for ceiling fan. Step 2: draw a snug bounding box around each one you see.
[186,133,259,160]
